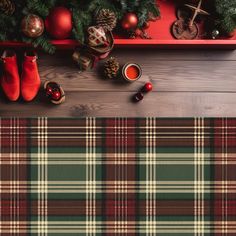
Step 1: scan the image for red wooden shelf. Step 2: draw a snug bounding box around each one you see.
[0,0,235,50]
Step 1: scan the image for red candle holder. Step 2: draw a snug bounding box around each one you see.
[122,63,142,82]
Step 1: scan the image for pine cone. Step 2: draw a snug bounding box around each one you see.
[104,57,120,79]
[0,0,15,15]
[96,9,117,32]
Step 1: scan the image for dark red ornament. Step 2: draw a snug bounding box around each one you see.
[46,86,53,96]
[45,7,72,39]
[143,82,153,92]
[121,13,138,30]
[44,81,65,105]
[134,92,144,102]
[51,90,61,101]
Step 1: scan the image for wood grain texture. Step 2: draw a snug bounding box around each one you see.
[0,48,236,117]
[0,92,236,117]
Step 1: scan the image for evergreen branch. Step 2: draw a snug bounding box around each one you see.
[0,0,162,52]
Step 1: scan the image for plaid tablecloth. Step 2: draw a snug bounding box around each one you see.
[0,118,236,235]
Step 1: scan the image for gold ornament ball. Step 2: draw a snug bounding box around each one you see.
[21,14,44,38]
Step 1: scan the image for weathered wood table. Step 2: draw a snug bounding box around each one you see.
[0,48,235,117]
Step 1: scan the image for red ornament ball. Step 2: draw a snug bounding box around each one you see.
[45,7,72,39]
[21,14,44,38]
[121,13,138,30]
[143,82,153,92]
[51,90,61,101]
[46,86,53,96]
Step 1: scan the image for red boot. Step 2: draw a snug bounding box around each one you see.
[1,50,20,101]
[21,52,41,102]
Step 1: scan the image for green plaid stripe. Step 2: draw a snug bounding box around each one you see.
[0,117,236,235]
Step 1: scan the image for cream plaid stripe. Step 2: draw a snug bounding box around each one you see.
[114,118,129,234]
[145,118,157,235]
[37,118,48,235]
[86,118,96,235]
[194,118,205,235]
[0,181,236,193]
[10,118,20,234]
[222,118,228,234]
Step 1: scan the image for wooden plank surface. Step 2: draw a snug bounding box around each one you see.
[0,48,236,117]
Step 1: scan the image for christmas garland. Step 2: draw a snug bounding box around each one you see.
[0,0,235,55]
[0,0,160,54]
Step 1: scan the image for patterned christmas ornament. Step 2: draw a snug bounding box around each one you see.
[21,14,44,38]
[89,30,114,58]
[96,9,117,32]
[0,0,15,15]
[104,57,120,79]
[87,26,107,47]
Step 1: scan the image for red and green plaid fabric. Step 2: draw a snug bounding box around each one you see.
[0,118,236,235]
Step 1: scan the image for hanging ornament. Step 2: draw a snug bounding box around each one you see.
[96,9,117,32]
[121,13,138,30]
[103,57,120,79]
[44,81,65,105]
[211,29,220,39]
[45,7,72,39]
[72,28,114,71]
[21,14,44,38]
[87,26,108,47]
[0,0,15,15]
[88,28,114,58]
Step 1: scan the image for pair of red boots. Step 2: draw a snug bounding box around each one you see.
[1,50,41,102]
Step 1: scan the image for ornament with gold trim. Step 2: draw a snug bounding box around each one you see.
[21,14,44,38]
[87,26,108,47]
[87,26,114,58]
